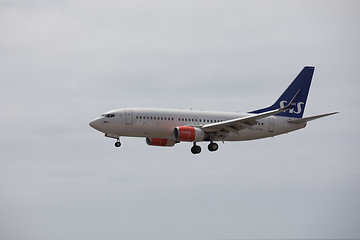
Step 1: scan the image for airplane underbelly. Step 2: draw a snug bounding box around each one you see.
[123,121,174,138]
[223,130,272,141]
[223,122,305,141]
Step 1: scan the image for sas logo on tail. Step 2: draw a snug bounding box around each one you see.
[280,101,304,114]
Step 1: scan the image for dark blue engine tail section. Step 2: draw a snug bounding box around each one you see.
[250,66,314,118]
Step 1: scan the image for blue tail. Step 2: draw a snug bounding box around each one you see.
[250,66,314,118]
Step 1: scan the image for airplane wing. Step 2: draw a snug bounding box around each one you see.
[201,105,291,134]
[201,91,300,134]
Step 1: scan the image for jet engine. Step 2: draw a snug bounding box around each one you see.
[174,126,205,142]
[146,138,176,147]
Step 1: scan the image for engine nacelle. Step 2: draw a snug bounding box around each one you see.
[174,126,205,142]
[146,138,176,147]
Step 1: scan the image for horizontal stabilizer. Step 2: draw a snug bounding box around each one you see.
[288,112,339,124]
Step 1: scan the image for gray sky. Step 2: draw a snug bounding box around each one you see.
[1,0,359,239]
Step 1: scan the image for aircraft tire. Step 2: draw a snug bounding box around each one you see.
[115,141,121,147]
[208,142,218,152]
[191,145,201,154]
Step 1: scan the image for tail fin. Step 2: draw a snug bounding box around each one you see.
[250,66,315,118]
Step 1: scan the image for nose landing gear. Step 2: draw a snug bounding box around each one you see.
[115,139,121,148]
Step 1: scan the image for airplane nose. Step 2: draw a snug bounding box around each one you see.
[89,118,101,130]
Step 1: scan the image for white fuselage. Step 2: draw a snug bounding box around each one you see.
[89,108,306,142]
[89,67,337,154]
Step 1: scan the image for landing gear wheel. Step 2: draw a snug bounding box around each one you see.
[115,140,121,148]
[208,142,218,152]
[191,145,201,154]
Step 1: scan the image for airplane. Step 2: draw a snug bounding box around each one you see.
[89,66,338,154]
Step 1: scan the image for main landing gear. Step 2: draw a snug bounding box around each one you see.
[191,142,219,154]
[191,143,202,154]
[114,139,121,148]
[208,142,219,152]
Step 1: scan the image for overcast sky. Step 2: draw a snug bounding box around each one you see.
[1,0,359,239]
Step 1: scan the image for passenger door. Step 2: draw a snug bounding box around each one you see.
[125,110,133,124]
[268,117,274,132]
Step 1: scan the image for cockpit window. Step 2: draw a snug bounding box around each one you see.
[101,113,115,118]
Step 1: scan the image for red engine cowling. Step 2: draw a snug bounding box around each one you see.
[146,138,176,147]
[174,126,204,142]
